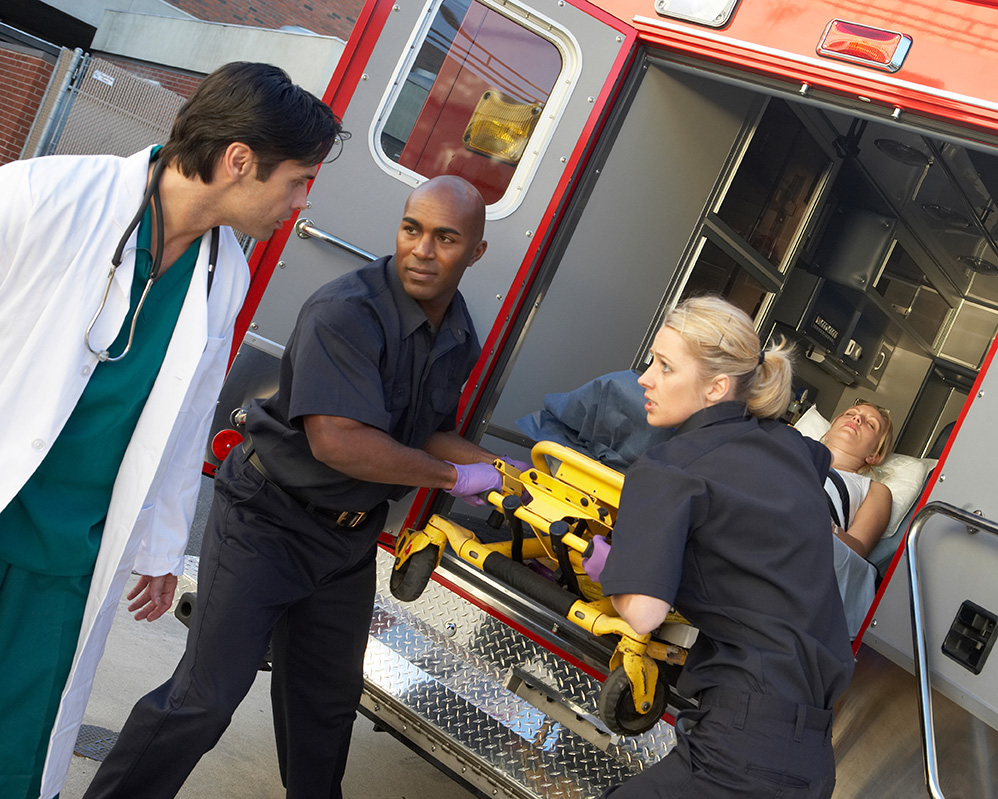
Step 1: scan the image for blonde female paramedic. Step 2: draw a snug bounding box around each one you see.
[588,295,854,799]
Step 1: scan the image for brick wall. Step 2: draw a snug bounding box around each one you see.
[96,55,204,99]
[169,0,363,42]
[0,45,56,165]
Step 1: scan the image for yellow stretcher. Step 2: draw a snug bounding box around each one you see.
[391,441,694,735]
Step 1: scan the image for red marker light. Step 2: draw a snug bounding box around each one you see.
[211,428,244,461]
[818,20,912,72]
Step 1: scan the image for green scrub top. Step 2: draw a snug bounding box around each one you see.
[0,163,199,576]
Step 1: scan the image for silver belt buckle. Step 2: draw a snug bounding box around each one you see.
[335,510,366,528]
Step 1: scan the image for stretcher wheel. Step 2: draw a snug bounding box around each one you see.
[598,665,669,735]
[390,544,440,601]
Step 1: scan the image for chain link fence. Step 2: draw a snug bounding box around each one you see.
[53,55,185,157]
[24,52,184,159]
[25,51,256,252]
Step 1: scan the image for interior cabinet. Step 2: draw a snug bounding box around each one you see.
[771,269,896,388]
[676,97,833,328]
[874,241,954,351]
[716,98,831,271]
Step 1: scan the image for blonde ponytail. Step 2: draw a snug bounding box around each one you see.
[662,295,794,419]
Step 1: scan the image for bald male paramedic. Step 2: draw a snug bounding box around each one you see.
[83,175,508,799]
[0,62,341,799]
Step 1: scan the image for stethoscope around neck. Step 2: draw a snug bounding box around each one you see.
[84,156,220,363]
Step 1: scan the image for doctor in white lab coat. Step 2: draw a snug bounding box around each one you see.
[0,62,342,799]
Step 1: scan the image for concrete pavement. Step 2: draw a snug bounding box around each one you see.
[61,572,477,799]
[60,475,477,799]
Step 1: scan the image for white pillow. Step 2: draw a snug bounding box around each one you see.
[793,406,936,538]
[872,454,937,537]
[794,405,831,440]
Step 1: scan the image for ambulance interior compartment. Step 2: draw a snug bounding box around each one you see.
[431,51,998,670]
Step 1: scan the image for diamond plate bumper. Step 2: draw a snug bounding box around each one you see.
[364,546,675,798]
[178,543,674,797]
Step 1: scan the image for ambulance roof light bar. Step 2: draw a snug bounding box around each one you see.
[817,20,912,73]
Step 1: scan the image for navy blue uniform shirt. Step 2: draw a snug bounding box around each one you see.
[245,256,480,511]
[600,402,854,710]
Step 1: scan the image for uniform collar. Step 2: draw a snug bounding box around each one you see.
[675,401,751,435]
[385,256,472,344]
[385,256,426,337]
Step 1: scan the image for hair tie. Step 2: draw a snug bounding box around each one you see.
[758,351,766,366]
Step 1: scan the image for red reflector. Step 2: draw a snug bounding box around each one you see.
[211,428,244,461]
[818,19,912,73]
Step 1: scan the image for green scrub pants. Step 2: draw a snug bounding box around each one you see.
[0,559,91,799]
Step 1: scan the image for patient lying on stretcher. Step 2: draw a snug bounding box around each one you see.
[819,399,895,638]
[822,399,895,559]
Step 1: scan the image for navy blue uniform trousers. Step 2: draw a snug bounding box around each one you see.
[605,688,836,799]
[83,448,387,799]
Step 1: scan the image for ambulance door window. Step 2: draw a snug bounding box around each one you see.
[375,0,567,209]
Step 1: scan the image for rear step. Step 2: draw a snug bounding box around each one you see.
[360,546,675,799]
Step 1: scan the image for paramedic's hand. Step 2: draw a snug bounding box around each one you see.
[447,462,502,506]
[500,457,531,473]
[127,574,178,622]
[583,535,611,583]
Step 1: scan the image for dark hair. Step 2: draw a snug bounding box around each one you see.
[158,62,342,183]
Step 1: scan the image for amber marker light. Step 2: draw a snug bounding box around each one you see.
[463,90,543,165]
[817,19,912,73]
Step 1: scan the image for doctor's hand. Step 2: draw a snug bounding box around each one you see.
[128,573,178,622]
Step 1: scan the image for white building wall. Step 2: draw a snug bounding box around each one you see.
[43,0,193,29]
[92,11,344,97]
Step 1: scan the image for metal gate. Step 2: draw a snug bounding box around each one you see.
[23,50,185,159]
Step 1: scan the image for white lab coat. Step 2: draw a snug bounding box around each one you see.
[0,147,251,797]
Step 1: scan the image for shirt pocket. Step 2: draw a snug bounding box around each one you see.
[431,386,462,415]
[387,381,412,412]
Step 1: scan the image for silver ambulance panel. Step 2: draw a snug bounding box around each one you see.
[247,0,628,352]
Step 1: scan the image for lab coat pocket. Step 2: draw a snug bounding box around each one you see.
[182,335,229,415]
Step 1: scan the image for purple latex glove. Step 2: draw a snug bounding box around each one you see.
[583,535,611,583]
[500,456,532,473]
[446,462,502,506]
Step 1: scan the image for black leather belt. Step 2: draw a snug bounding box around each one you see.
[241,440,367,529]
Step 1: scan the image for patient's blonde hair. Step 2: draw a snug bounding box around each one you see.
[836,399,895,471]
[662,295,794,420]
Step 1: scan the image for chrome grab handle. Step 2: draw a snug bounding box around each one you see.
[294,217,377,262]
[907,501,998,799]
